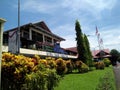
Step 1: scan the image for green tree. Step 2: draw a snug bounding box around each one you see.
[84,34,93,66]
[110,49,119,65]
[75,20,87,64]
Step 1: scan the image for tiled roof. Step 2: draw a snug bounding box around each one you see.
[92,49,111,58]
[4,21,65,41]
[64,47,77,53]
[64,47,111,58]
[32,21,65,41]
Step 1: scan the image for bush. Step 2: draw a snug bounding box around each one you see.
[80,63,89,73]
[2,53,35,90]
[46,57,56,69]
[94,61,105,69]
[103,58,111,67]
[55,58,67,75]
[47,60,56,69]
[65,60,73,73]
[75,60,82,72]
[2,53,61,90]
[23,69,60,90]
[75,60,89,73]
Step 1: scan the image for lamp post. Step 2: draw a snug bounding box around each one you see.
[0,18,6,89]
[17,0,20,54]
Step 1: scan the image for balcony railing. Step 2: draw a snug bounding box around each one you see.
[2,45,77,59]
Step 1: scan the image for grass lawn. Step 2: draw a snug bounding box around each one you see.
[54,66,116,90]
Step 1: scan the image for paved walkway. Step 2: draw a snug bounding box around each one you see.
[113,63,120,90]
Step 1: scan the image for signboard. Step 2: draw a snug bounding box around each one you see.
[8,30,18,53]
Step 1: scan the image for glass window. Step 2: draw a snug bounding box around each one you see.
[32,31,43,42]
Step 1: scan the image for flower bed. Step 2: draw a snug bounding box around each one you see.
[2,53,60,90]
[2,53,89,90]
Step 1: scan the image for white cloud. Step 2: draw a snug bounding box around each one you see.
[61,0,117,18]
[52,24,76,48]
[20,0,116,16]
[14,0,119,51]
[60,35,76,48]
[52,24,75,36]
[21,0,59,14]
[84,0,116,10]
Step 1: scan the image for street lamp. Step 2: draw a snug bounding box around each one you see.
[0,18,6,89]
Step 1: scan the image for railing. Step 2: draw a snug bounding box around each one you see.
[2,45,77,59]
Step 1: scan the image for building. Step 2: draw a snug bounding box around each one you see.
[3,21,65,52]
[92,49,111,60]
[3,21,77,59]
[64,47,111,60]
[64,47,77,56]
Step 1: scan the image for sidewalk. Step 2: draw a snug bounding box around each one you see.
[113,63,120,90]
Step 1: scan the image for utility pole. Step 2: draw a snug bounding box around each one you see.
[0,18,6,90]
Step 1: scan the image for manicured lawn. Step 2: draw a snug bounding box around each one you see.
[54,66,116,90]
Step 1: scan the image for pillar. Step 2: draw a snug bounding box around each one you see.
[0,18,6,89]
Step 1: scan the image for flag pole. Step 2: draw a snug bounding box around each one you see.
[96,26,101,51]
[96,26,102,60]
[97,33,101,51]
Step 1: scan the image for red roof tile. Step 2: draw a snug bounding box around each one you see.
[92,49,111,58]
[64,47,77,53]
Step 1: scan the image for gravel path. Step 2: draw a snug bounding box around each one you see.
[113,63,120,90]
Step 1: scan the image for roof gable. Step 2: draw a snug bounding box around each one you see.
[33,21,52,33]
[92,49,111,58]
[4,21,65,41]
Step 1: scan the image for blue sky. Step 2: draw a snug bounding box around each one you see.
[1,0,120,51]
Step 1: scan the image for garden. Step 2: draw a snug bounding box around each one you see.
[1,52,116,90]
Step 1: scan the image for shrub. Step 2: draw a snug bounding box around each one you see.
[80,63,89,73]
[2,53,35,90]
[46,69,61,90]
[2,53,61,90]
[55,58,67,75]
[94,61,105,69]
[65,60,73,73]
[45,57,56,69]
[39,59,48,68]
[75,60,89,73]
[103,58,111,67]
[23,69,60,90]
[23,71,46,90]
[47,60,56,69]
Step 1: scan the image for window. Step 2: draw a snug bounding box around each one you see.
[32,31,43,42]
[23,29,29,39]
[45,36,52,43]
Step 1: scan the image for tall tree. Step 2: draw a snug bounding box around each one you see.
[84,34,93,66]
[75,20,87,63]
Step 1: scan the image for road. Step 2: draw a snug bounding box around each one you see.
[113,62,120,90]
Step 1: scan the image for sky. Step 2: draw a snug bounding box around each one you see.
[1,0,120,51]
